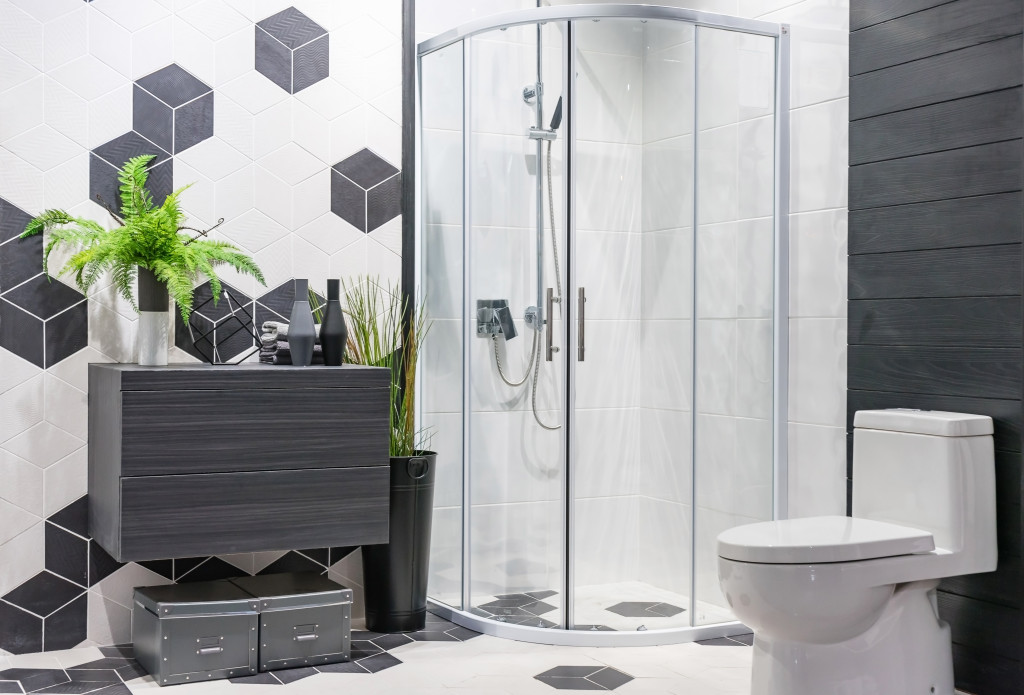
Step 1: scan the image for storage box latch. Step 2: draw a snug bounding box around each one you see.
[293,624,318,642]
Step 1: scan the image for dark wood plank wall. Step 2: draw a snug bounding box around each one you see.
[848,1,1024,691]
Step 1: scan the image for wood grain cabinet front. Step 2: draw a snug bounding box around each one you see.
[88,364,391,562]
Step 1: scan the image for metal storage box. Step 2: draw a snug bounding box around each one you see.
[230,572,352,672]
[133,581,259,686]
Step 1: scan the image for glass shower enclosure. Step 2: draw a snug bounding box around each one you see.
[417,4,789,645]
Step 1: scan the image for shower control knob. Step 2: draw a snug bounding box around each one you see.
[522,83,541,103]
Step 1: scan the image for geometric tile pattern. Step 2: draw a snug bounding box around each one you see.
[330,148,401,233]
[0,644,148,693]
[695,633,754,646]
[604,602,686,619]
[0,493,358,654]
[172,281,256,363]
[133,65,214,154]
[256,7,329,94]
[0,615,480,688]
[534,665,634,691]
[472,592,559,629]
[0,197,87,369]
[0,0,403,660]
[228,613,480,685]
[469,591,614,632]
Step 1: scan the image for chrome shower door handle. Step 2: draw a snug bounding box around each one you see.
[578,287,586,362]
[545,287,558,361]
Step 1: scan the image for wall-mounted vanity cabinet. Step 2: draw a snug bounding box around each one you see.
[88,363,390,562]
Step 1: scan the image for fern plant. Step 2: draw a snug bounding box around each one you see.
[21,155,265,322]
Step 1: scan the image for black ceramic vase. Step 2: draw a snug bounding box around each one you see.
[320,279,347,366]
[288,279,316,367]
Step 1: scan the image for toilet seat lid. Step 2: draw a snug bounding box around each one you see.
[717,516,935,564]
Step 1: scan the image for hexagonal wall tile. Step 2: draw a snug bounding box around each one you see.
[256,7,329,94]
[0,275,86,368]
[330,148,400,233]
[89,131,172,212]
[133,64,213,154]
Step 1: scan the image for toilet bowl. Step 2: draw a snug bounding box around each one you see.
[717,410,997,695]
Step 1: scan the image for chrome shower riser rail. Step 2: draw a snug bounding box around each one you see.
[417,4,782,56]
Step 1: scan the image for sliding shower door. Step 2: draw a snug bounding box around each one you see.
[418,4,787,644]
[570,18,696,631]
[465,21,569,628]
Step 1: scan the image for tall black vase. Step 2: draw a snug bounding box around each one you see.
[320,279,347,366]
[288,279,316,367]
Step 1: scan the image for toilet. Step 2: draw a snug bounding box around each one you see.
[717,409,997,695]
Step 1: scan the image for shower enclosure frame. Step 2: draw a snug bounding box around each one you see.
[416,4,790,647]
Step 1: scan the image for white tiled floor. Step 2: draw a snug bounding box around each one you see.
[0,624,757,694]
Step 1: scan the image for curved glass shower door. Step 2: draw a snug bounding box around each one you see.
[569,17,696,632]
[418,5,787,646]
[466,21,569,628]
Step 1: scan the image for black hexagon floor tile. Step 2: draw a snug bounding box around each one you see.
[535,666,634,691]
[604,601,685,618]
[0,669,69,693]
[0,681,20,694]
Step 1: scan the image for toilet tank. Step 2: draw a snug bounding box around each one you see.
[852,409,995,562]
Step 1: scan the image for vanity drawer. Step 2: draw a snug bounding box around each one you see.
[118,467,390,561]
[120,388,388,476]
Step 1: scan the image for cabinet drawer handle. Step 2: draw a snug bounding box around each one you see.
[198,647,223,655]
[295,634,318,642]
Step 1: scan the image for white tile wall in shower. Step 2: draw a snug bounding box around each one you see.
[470,410,563,505]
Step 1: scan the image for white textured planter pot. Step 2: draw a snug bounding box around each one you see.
[137,267,168,366]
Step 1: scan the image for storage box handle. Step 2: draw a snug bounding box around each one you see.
[294,623,318,642]
[197,646,224,655]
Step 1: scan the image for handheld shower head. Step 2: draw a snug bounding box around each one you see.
[549,96,563,130]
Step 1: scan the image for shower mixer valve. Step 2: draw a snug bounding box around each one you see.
[476,299,518,340]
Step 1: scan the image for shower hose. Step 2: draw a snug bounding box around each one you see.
[492,138,561,431]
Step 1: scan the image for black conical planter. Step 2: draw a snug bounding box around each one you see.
[362,452,437,633]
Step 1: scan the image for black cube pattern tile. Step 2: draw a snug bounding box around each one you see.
[3,573,85,619]
[87,542,123,588]
[604,601,685,618]
[0,196,32,244]
[330,149,401,233]
[0,197,88,369]
[0,603,43,654]
[48,498,89,538]
[89,133,172,213]
[42,595,87,652]
[45,523,88,587]
[257,551,325,576]
[256,7,329,94]
[535,666,634,691]
[174,557,243,583]
[0,682,21,694]
[0,235,41,294]
[133,65,213,154]
[173,281,256,363]
[0,299,44,368]
[43,301,88,368]
[3,275,86,322]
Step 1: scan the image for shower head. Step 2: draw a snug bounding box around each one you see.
[550,96,563,130]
